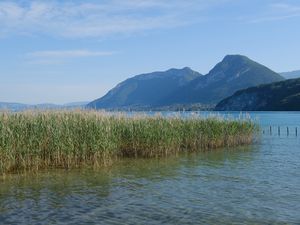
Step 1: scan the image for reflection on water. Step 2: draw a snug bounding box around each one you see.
[1,112,300,224]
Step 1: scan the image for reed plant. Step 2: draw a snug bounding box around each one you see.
[0,110,258,174]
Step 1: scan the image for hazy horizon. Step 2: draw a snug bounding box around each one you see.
[1,0,300,104]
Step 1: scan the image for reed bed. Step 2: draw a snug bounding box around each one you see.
[0,110,258,174]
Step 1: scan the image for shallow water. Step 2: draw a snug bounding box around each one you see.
[0,112,300,224]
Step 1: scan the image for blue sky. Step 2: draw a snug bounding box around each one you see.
[1,0,300,104]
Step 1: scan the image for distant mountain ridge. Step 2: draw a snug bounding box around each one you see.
[0,102,31,111]
[280,70,300,79]
[4,55,288,111]
[0,101,88,111]
[215,78,300,111]
[88,55,285,109]
[87,67,201,109]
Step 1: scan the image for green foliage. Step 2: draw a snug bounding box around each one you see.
[0,111,257,174]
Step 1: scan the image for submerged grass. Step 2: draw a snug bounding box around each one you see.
[0,110,258,174]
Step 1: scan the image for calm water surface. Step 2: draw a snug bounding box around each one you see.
[0,112,300,224]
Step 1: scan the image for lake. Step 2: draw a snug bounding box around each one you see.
[0,112,300,224]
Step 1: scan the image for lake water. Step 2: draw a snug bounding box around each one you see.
[0,112,300,224]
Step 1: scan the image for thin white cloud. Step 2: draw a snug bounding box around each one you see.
[270,3,300,13]
[0,0,229,38]
[28,50,115,58]
[248,2,300,23]
[26,50,116,64]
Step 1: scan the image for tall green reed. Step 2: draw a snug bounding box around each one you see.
[0,110,258,174]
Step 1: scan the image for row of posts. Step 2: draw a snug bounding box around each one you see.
[263,126,298,136]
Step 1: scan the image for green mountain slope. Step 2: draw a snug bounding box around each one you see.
[160,55,284,106]
[87,67,202,109]
[215,78,300,111]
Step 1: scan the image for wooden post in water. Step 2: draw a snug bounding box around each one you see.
[287,127,289,136]
[278,126,280,136]
[296,127,298,137]
[270,126,272,135]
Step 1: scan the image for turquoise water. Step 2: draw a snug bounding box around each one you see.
[0,112,300,224]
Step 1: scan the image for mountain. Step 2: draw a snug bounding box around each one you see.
[0,101,88,111]
[63,102,89,108]
[280,70,300,79]
[0,102,31,111]
[215,78,300,111]
[87,55,285,110]
[160,55,285,106]
[87,67,202,109]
